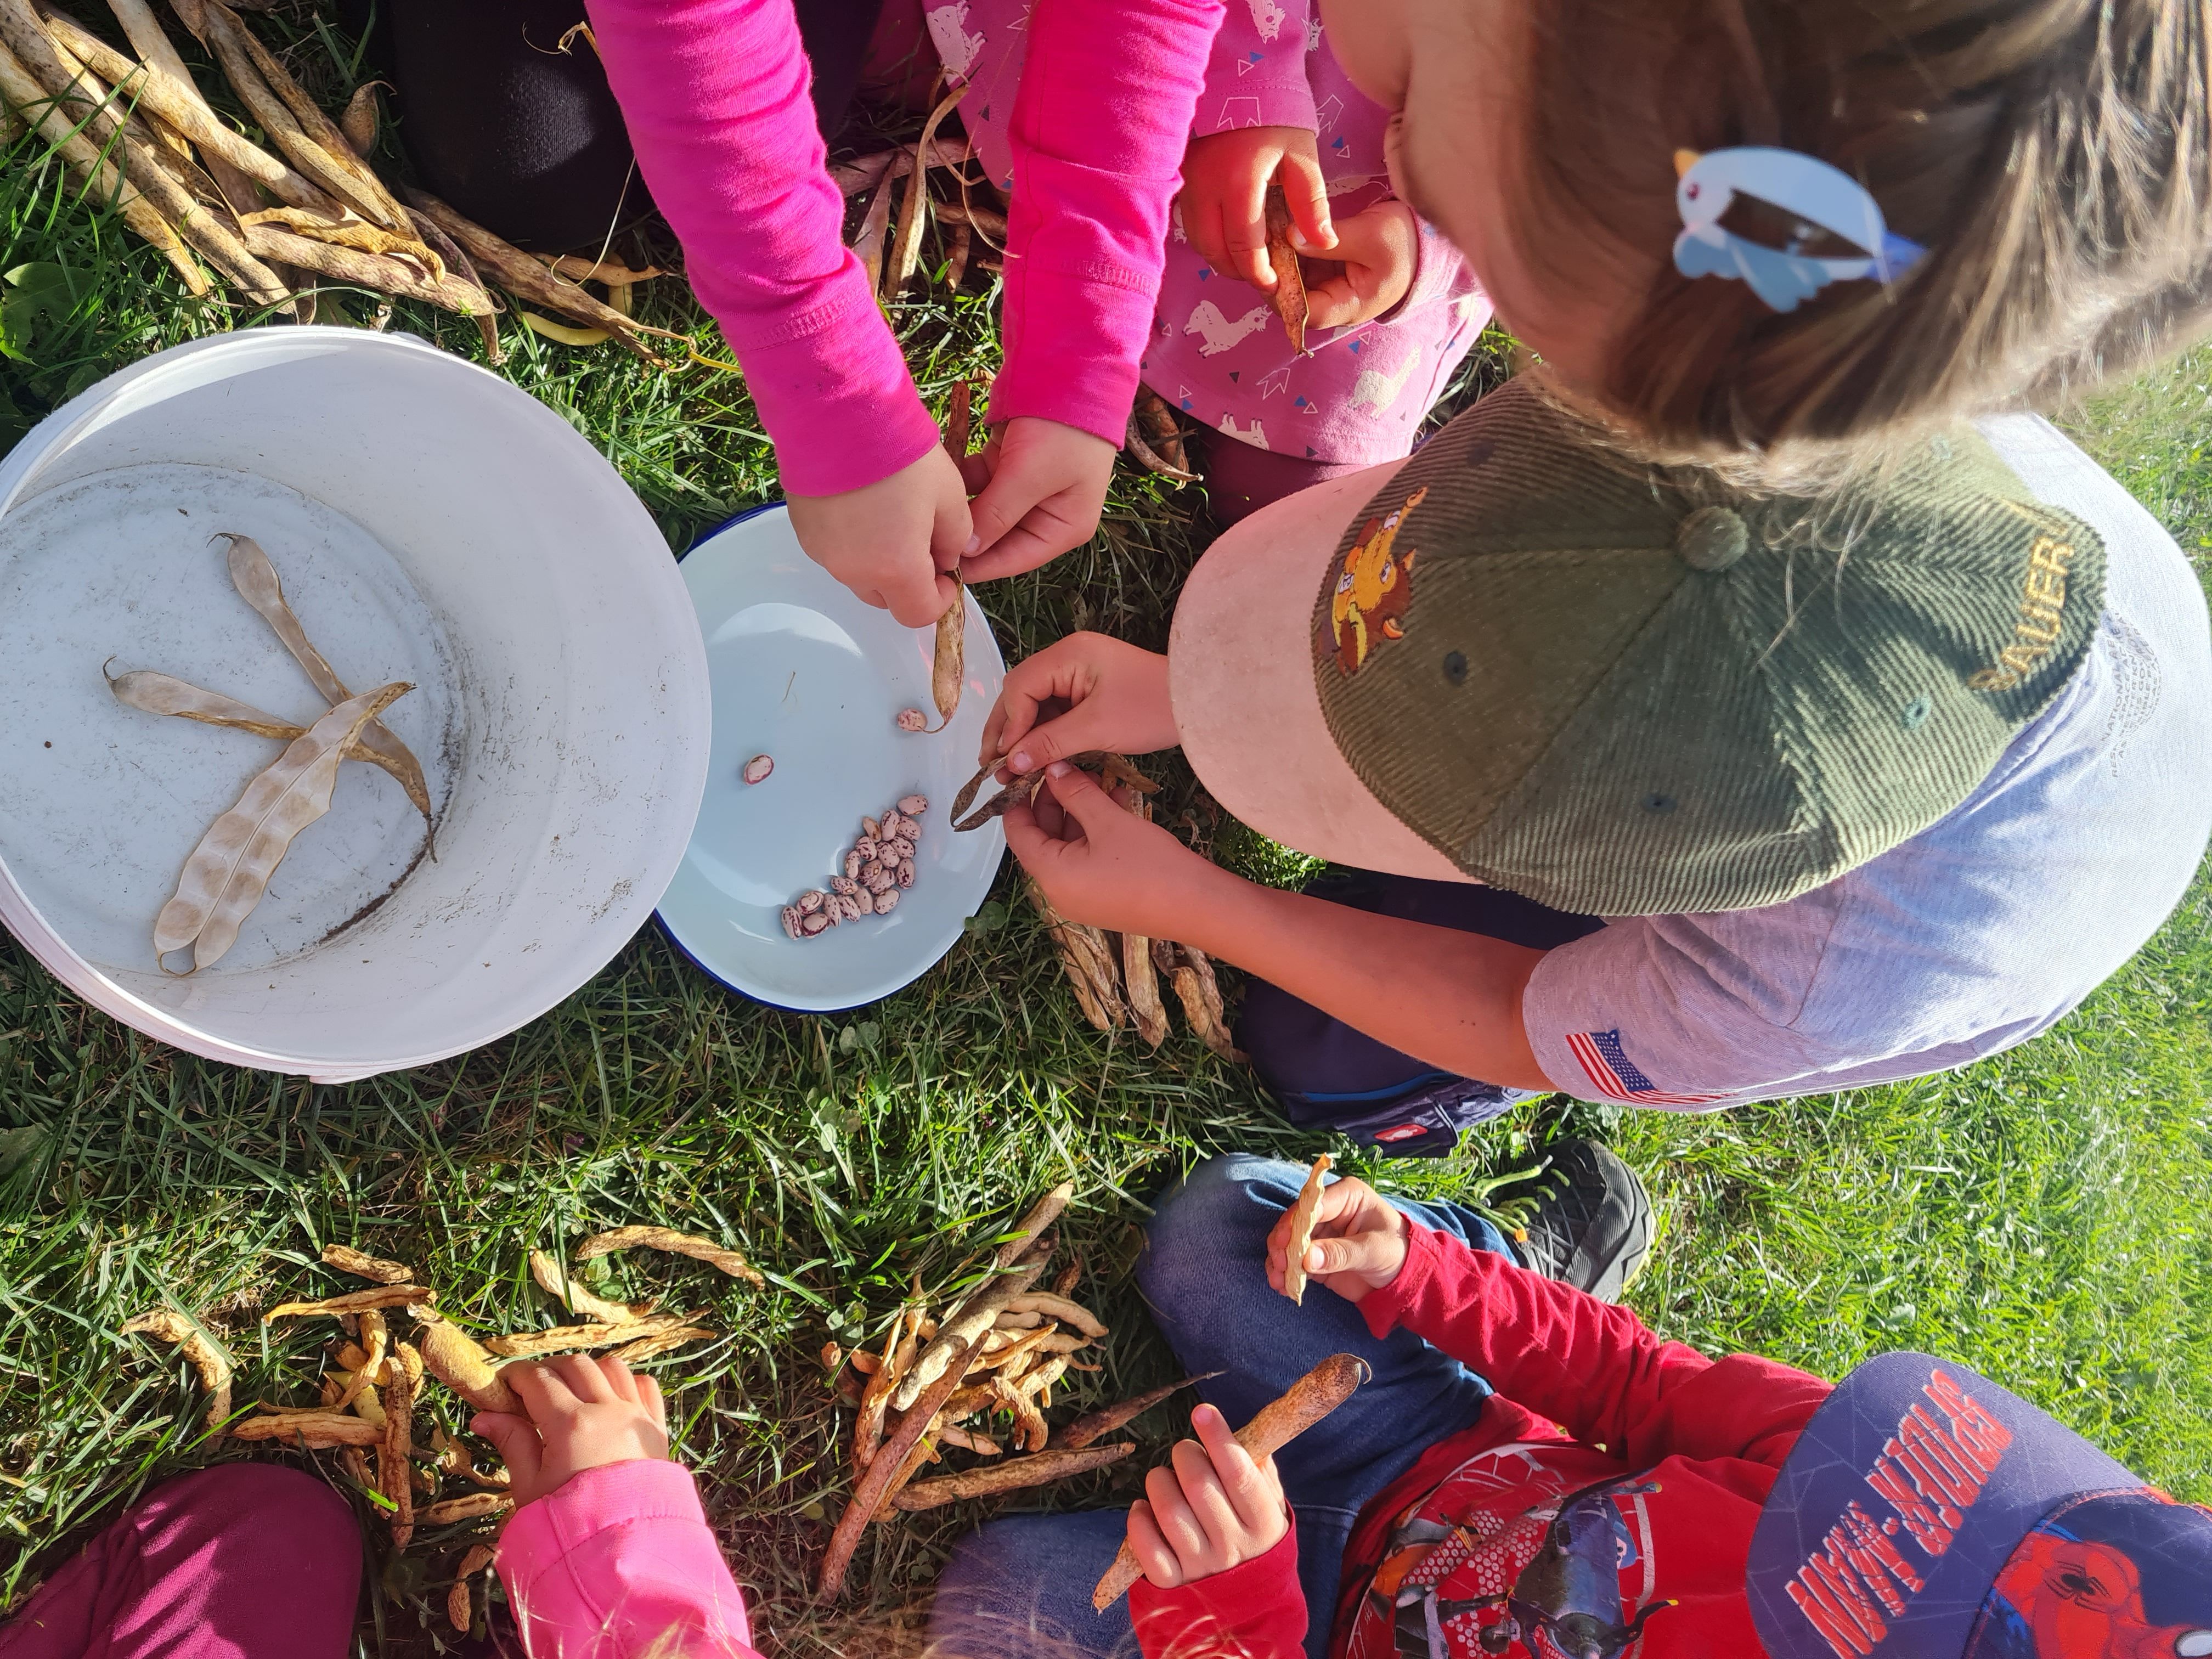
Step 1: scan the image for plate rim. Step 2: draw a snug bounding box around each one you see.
[653,504,1006,1013]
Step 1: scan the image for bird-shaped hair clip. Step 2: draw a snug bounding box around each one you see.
[1672,147,1926,313]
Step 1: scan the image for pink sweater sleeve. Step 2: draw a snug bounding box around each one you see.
[495,1460,760,1658]
[584,0,941,498]
[990,0,1222,444]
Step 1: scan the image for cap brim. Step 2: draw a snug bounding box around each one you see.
[1748,1351,2142,1659]
[1169,460,1472,884]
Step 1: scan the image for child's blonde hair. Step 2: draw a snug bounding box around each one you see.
[1511,0,2212,462]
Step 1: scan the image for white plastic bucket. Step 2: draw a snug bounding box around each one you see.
[0,328,710,1081]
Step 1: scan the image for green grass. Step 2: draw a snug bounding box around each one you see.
[4,8,2211,1652]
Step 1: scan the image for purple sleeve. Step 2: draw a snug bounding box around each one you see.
[990,0,1222,445]
[496,1459,761,1658]
[584,0,941,497]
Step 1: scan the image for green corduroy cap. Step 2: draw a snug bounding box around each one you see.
[1307,379,2106,916]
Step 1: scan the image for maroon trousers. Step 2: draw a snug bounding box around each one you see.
[0,1465,358,1659]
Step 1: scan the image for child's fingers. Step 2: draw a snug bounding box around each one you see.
[637,1372,668,1436]
[505,1358,578,1420]
[471,1411,544,1493]
[544,1353,619,1404]
[1169,1434,1245,1551]
[1144,1460,1213,1565]
[1126,1499,1186,1590]
[1191,1404,1282,1534]
[1222,166,1276,290]
[1040,761,1122,837]
[595,1355,642,1405]
[1279,149,1336,252]
[880,557,959,630]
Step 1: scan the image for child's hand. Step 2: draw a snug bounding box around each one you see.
[471,1355,670,1509]
[788,445,970,628]
[1265,1175,1409,1304]
[1126,1402,1289,1590]
[979,634,1181,775]
[1178,126,1336,291]
[1006,763,1224,941]
[1300,200,1419,332]
[958,417,1117,583]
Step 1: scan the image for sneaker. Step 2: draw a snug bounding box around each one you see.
[1498,1139,1652,1304]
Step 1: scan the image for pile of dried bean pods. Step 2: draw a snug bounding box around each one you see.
[118,1225,762,1632]
[815,1182,1214,1600]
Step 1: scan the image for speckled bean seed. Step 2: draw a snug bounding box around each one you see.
[781,906,802,940]
[741,754,774,785]
[862,816,882,841]
[800,911,831,936]
[798,889,825,914]
[831,876,860,897]
[897,794,928,817]
[873,888,899,915]
[897,859,916,889]
[896,709,927,733]
[844,851,864,881]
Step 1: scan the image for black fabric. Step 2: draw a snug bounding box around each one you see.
[1234,868,1605,1154]
[336,0,884,252]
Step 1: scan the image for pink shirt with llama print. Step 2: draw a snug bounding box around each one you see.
[933,0,1493,464]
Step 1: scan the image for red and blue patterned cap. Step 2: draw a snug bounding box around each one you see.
[1747,1352,2212,1659]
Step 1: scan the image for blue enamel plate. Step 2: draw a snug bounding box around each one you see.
[657,506,1007,1011]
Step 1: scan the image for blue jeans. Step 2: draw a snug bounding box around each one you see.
[929,1153,1517,1659]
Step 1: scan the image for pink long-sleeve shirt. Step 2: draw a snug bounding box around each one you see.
[584,0,1221,498]
[497,1460,759,1658]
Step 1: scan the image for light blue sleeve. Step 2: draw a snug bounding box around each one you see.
[1523,414,2212,1110]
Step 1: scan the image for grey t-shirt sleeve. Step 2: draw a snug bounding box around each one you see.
[1522,906,1853,1109]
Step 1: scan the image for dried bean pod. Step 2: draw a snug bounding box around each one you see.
[898,861,916,889]
[798,890,826,914]
[898,794,928,816]
[801,911,831,936]
[742,754,774,785]
[831,876,860,897]
[873,888,899,915]
[862,816,883,840]
[896,709,927,733]
[782,906,803,940]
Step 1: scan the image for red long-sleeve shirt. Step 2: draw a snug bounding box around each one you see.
[1129,1224,1833,1658]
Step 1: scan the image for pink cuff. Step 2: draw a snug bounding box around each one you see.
[731,278,944,498]
[988,268,1155,445]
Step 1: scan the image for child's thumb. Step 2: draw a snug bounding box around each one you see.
[1043,760,1116,829]
[471,1412,544,1489]
[1308,1234,1390,1279]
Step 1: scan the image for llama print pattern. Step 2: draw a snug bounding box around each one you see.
[1186,301,1275,357]
[948,0,1491,464]
[926,1,986,79]
[1348,347,1421,414]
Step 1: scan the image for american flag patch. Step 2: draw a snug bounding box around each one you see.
[1566,1029,1728,1107]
